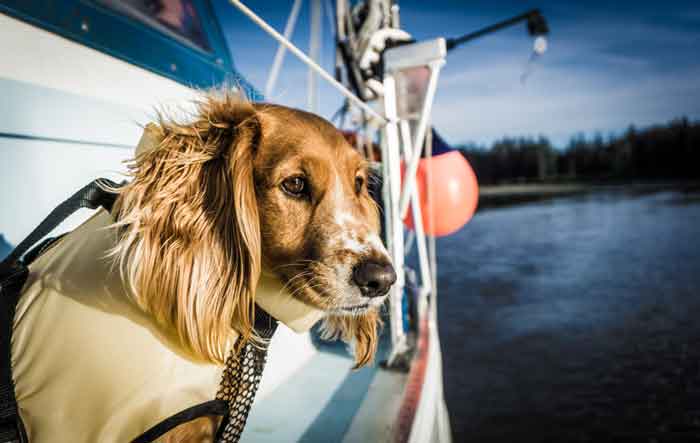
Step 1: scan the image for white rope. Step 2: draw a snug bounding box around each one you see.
[229,0,387,125]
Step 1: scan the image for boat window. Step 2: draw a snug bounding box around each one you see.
[96,0,211,52]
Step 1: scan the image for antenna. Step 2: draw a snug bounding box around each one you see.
[446,9,549,54]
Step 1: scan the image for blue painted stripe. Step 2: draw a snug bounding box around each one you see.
[297,361,379,442]
[295,327,394,441]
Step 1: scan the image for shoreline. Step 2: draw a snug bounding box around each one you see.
[477,181,700,209]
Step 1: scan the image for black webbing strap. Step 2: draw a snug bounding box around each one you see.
[2,179,120,266]
[1,178,278,443]
[215,309,278,443]
[130,308,279,443]
[0,263,28,443]
[131,400,229,443]
[0,179,120,443]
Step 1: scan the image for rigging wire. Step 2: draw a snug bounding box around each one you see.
[229,0,387,125]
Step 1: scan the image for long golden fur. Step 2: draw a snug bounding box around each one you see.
[109,91,396,442]
[111,91,394,375]
[111,96,262,364]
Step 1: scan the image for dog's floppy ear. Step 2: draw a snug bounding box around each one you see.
[321,311,381,368]
[112,92,262,364]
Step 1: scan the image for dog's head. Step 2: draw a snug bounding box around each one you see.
[113,92,394,367]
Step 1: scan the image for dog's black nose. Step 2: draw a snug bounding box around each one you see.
[353,261,397,298]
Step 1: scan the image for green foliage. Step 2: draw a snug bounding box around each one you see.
[457,118,700,184]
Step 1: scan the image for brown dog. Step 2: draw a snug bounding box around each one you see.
[109,92,395,440]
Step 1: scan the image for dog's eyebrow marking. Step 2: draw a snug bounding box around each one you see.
[341,234,366,254]
[335,211,358,228]
[327,165,390,259]
[332,172,358,225]
[328,171,366,255]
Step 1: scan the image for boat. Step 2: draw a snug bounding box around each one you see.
[0,1,470,441]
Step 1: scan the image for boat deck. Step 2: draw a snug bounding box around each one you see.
[244,327,406,442]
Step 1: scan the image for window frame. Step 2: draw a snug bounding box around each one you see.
[0,0,257,94]
[94,0,214,54]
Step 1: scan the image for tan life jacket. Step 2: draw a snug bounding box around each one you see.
[11,208,325,443]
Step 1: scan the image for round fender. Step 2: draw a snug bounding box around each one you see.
[403,150,479,237]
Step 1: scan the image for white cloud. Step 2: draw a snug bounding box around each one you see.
[428,16,700,146]
[220,2,700,148]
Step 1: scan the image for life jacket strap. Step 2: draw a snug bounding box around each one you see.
[214,308,278,442]
[1,179,280,443]
[131,399,229,443]
[0,262,28,443]
[1,179,120,267]
[0,179,120,443]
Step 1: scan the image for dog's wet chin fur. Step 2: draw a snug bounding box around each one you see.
[112,92,394,374]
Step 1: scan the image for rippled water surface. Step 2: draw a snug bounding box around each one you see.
[437,190,700,442]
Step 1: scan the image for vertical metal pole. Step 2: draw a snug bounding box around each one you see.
[382,74,406,356]
[426,125,439,317]
[399,61,445,218]
[265,0,303,98]
[399,121,432,306]
[308,0,322,113]
[381,132,393,258]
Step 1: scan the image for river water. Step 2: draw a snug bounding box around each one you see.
[437,188,700,442]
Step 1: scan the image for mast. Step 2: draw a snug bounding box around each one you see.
[308,0,322,113]
[265,0,303,98]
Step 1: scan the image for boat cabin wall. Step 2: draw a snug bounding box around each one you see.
[0,4,327,433]
[0,0,248,253]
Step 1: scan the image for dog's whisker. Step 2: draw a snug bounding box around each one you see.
[275,269,318,299]
[271,260,314,272]
[286,276,331,300]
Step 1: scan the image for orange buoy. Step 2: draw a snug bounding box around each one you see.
[403,150,479,237]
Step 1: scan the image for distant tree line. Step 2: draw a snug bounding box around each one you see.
[457,118,700,185]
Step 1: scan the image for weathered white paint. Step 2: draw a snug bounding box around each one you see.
[0,12,320,416]
[0,137,130,246]
[0,14,196,113]
[408,312,453,443]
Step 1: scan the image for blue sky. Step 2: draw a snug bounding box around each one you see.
[213,1,700,147]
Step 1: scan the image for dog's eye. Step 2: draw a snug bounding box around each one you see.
[282,176,307,197]
[355,176,364,194]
